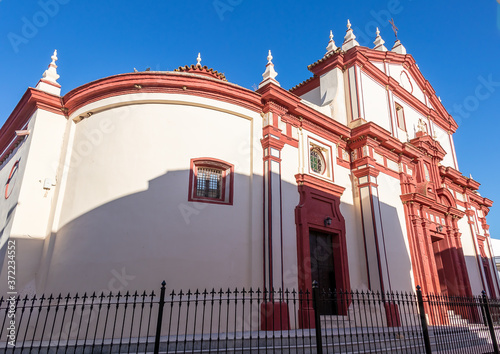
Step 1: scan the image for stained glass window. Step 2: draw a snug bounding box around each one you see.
[310,149,325,174]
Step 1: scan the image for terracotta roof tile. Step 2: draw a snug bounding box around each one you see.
[174,65,227,81]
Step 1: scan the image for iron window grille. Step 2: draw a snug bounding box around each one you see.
[188,158,234,205]
[196,167,222,199]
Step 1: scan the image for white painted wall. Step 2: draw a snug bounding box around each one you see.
[393,98,426,140]
[0,108,67,295]
[300,86,321,106]
[432,123,456,169]
[376,173,414,292]
[36,95,264,294]
[337,165,366,289]
[9,110,67,239]
[387,64,425,104]
[281,143,300,290]
[458,216,484,295]
[361,73,391,133]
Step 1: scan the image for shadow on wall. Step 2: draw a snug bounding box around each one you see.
[0,203,18,276]
[0,168,416,299]
[33,170,264,295]
[0,204,17,243]
[378,202,414,293]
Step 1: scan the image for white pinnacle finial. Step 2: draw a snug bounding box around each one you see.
[391,39,407,55]
[51,50,58,64]
[342,19,359,51]
[373,27,388,52]
[196,53,202,67]
[35,49,61,96]
[326,30,337,54]
[259,50,279,89]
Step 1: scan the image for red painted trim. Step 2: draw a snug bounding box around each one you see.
[63,72,263,117]
[267,159,273,291]
[307,136,334,180]
[394,102,406,131]
[358,185,372,289]
[347,67,355,123]
[448,133,458,169]
[354,66,362,119]
[289,76,320,96]
[257,84,351,138]
[279,160,285,292]
[0,88,63,165]
[262,158,267,292]
[306,47,458,133]
[188,158,234,205]
[374,187,392,291]
[294,173,349,327]
[38,78,62,88]
[4,159,20,199]
[400,71,413,94]
[367,184,386,293]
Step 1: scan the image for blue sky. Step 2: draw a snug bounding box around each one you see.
[0,0,499,236]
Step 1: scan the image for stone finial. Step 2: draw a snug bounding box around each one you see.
[373,28,388,52]
[391,39,407,55]
[342,19,359,51]
[196,53,202,67]
[326,30,337,54]
[259,50,280,88]
[35,49,61,96]
[267,49,273,64]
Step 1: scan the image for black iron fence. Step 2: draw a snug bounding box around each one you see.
[1,281,499,353]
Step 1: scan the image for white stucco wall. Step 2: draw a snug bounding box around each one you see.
[376,173,414,292]
[0,117,33,248]
[337,164,366,290]
[361,73,391,133]
[392,98,426,140]
[432,123,456,169]
[300,86,321,107]
[9,110,67,239]
[37,94,264,294]
[280,143,300,290]
[387,64,425,104]
[0,108,67,295]
[458,216,484,295]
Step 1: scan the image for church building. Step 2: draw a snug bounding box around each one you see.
[0,21,498,317]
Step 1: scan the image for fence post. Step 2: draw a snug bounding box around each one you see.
[154,281,167,354]
[416,286,432,354]
[312,280,323,354]
[482,290,499,354]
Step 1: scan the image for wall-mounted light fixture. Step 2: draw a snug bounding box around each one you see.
[324,217,332,227]
[436,225,443,233]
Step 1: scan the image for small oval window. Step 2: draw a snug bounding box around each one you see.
[310,149,325,174]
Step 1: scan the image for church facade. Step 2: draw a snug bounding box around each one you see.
[0,22,498,312]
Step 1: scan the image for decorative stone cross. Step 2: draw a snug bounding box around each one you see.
[389,18,398,39]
